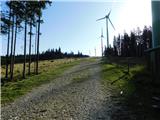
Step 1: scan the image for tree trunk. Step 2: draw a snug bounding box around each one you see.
[10,15,14,80]
[5,8,11,79]
[34,22,37,74]
[23,19,27,78]
[28,20,32,75]
[11,16,17,80]
[36,16,41,75]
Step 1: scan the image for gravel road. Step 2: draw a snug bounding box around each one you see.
[1,58,131,120]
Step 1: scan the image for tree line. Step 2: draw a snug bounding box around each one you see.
[1,47,89,65]
[1,1,52,80]
[40,48,88,60]
[104,26,152,57]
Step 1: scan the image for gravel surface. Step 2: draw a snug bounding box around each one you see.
[1,58,132,120]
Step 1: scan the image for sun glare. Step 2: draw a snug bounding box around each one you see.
[116,0,151,34]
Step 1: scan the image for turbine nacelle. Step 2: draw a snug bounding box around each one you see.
[105,10,111,18]
[105,15,109,18]
[96,10,115,30]
[96,10,116,48]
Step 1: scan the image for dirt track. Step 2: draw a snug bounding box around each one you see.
[1,58,134,120]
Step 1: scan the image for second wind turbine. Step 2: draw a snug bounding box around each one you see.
[97,10,115,48]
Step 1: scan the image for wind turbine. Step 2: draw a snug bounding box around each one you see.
[94,47,96,57]
[100,28,104,56]
[98,28,104,56]
[97,10,115,48]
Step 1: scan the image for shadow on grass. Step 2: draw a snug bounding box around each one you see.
[1,72,36,86]
[124,69,160,120]
[111,72,130,85]
[101,57,160,120]
[111,68,160,120]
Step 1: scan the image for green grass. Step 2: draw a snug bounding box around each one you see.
[101,61,137,96]
[72,75,89,83]
[72,70,90,83]
[84,57,98,62]
[1,58,87,105]
[101,57,160,119]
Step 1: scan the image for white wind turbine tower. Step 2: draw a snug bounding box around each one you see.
[94,47,96,57]
[100,28,104,56]
[98,28,104,57]
[97,10,115,48]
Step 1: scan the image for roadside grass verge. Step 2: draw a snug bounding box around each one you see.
[101,57,141,96]
[101,57,160,119]
[1,58,86,105]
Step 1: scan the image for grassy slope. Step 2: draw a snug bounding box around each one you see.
[1,58,90,104]
[101,57,141,96]
[101,57,160,119]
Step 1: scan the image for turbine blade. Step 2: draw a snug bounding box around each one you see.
[109,18,115,30]
[107,10,111,17]
[96,17,105,21]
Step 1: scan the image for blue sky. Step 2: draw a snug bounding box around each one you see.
[1,0,152,56]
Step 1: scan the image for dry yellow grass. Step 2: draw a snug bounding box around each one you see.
[1,58,80,80]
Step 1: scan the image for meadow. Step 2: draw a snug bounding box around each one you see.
[1,58,85,104]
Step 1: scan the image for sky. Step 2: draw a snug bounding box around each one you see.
[1,0,152,56]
